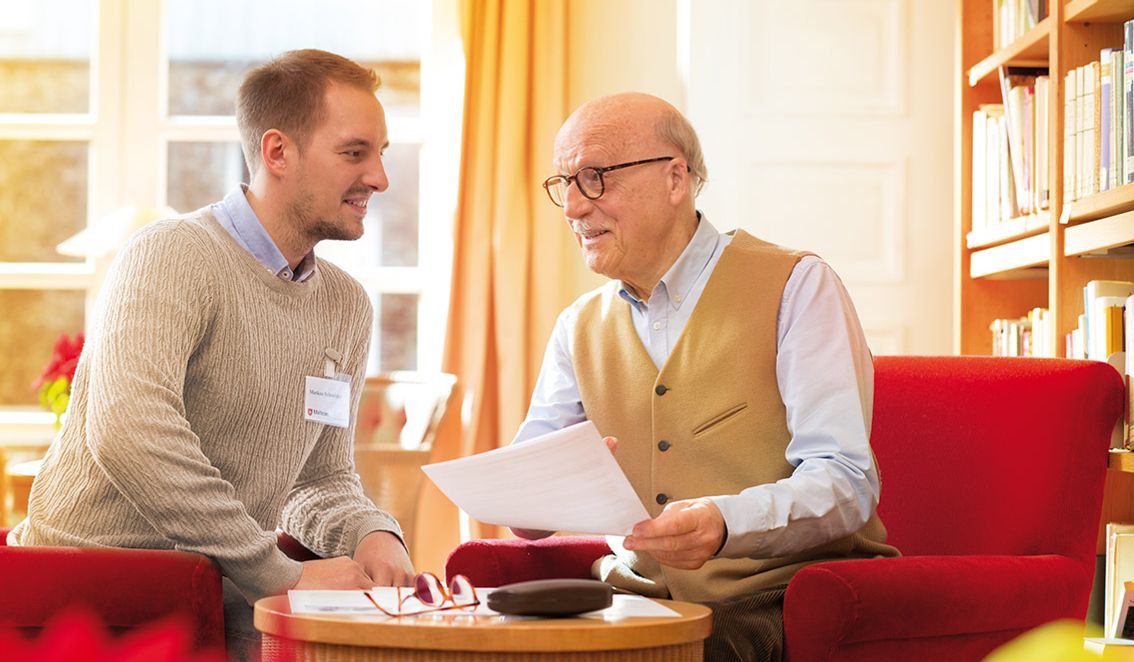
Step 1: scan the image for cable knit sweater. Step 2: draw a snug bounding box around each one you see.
[8,210,401,600]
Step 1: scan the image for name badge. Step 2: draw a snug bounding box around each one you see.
[304,375,351,428]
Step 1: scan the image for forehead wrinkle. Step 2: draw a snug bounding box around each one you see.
[553,118,652,173]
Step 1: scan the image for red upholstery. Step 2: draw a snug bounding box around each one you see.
[444,356,1124,661]
[0,527,225,653]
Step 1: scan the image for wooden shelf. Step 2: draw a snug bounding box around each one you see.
[970,232,1050,277]
[1063,182,1134,224]
[1111,450,1134,472]
[968,17,1052,86]
[967,211,1050,248]
[1065,209,1134,256]
[1065,0,1134,23]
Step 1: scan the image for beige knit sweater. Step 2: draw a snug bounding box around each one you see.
[9,211,401,600]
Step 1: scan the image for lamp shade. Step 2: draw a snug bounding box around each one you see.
[56,206,177,258]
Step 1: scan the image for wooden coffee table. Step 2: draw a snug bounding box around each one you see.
[254,594,712,661]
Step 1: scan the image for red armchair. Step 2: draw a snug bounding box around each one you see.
[445,356,1124,660]
[0,527,225,653]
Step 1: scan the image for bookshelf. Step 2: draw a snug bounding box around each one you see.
[959,0,1134,555]
[958,0,1134,356]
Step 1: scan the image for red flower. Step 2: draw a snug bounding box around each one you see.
[32,332,85,391]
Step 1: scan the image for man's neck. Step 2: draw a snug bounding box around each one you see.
[244,182,313,269]
[622,209,700,301]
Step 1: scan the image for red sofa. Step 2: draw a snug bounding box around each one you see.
[0,527,224,651]
[445,356,1124,660]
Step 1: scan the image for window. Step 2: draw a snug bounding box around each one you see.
[0,0,462,425]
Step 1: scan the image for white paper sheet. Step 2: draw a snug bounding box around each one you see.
[421,420,650,536]
[288,588,681,619]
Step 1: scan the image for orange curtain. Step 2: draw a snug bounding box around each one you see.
[415,0,574,572]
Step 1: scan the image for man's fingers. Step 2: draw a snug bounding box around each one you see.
[604,436,618,454]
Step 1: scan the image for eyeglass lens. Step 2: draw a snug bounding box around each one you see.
[413,572,476,608]
[547,168,604,207]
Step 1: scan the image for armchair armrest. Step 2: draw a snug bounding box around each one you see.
[445,536,611,586]
[784,554,1089,660]
[0,545,224,650]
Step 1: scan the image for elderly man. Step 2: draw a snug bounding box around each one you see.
[11,50,413,659]
[511,93,898,661]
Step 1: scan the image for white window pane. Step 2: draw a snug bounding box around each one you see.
[0,0,93,113]
[165,0,423,117]
[166,142,248,213]
[0,290,85,406]
[379,293,417,371]
[376,143,419,267]
[0,140,88,262]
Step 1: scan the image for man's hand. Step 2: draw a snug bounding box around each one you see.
[508,436,618,541]
[622,497,725,570]
[354,530,415,586]
[293,556,376,590]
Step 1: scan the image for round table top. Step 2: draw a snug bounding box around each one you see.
[254,594,712,653]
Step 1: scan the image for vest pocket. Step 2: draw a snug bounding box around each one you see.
[691,402,749,437]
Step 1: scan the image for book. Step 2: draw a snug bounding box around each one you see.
[1036,75,1050,207]
[973,109,988,234]
[1067,67,1078,201]
[1106,523,1134,637]
[1113,48,1124,190]
[1084,281,1134,360]
[1094,296,1127,361]
[1103,50,1114,192]
[1124,20,1134,183]
[999,67,1047,214]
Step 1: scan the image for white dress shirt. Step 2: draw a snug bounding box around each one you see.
[513,215,879,559]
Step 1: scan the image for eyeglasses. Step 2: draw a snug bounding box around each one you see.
[542,156,676,207]
[364,572,479,617]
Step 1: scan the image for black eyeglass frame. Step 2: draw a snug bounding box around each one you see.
[541,156,677,207]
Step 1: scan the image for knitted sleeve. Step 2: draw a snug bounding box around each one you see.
[83,221,302,600]
[279,279,404,559]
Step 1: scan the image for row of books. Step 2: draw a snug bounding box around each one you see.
[989,307,1053,357]
[971,71,1050,233]
[993,0,1046,51]
[971,21,1134,233]
[1064,28,1134,203]
[1066,280,1134,361]
[1105,524,1134,640]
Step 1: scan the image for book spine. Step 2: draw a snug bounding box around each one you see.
[1125,20,1134,183]
[1102,51,1113,193]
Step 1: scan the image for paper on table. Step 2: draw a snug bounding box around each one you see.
[421,420,650,535]
[288,588,681,619]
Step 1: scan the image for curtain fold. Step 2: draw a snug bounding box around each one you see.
[415,0,573,572]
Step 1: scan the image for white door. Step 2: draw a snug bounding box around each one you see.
[683,0,955,355]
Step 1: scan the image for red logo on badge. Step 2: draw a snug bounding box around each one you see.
[307,408,313,416]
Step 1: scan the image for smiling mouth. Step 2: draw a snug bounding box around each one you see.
[577,228,608,240]
[344,197,370,214]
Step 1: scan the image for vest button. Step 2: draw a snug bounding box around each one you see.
[657,440,670,451]
[655,384,668,395]
[656,493,668,505]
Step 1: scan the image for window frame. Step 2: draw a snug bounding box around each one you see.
[0,0,461,437]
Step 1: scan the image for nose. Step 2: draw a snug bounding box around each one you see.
[561,180,593,219]
[364,154,389,193]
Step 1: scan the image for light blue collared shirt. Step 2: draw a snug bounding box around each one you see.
[514,215,879,559]
[211,186,316,282]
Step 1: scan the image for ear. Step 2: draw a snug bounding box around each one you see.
[666,157,690,205]
[260,129,291,178]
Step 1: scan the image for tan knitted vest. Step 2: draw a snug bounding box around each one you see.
[573,230,897,602]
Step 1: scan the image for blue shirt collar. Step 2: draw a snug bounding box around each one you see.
[618,212,720,310]
[213,185,316,282]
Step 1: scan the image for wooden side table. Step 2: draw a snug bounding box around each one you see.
[254,594,712,661]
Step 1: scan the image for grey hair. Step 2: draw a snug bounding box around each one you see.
[655,108,708,197]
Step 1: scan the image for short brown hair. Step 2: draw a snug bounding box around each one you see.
[236,49,380,176]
